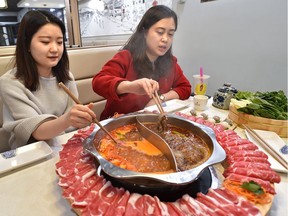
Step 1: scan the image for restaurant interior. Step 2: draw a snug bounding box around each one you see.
[0,0,287,215]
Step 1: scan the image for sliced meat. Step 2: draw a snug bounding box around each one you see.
[206,189,249,216]
[216,130,238,142]
[218,135,242,144]
[195,117,205,125]
[225,173,276,194]
[181,194,222,216]
[177,195,207,216]
[142,195,162,215]
[123,193,143,216]
[105,190,130,216]
[228,150,268,159]
[211,188,261,216]
[165,202,188,216]
[223,167,281,183]
[224,144,258,155]
[212,124,226,133]
[227,156,271,166]
[72,177,107,209]
[221,139,254,148]
[153,196,171,216]
[81,181,124,216]
[196,193,234,216]
[227,161,272,171]
[59,164,96,189]
[203,120,215,128]
[62,169,97,200]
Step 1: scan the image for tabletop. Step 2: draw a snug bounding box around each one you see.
[0,97,287,216]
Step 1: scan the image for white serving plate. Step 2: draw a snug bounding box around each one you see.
[144,99,191,113]
[0,141,53,175]
[245,129,288,173]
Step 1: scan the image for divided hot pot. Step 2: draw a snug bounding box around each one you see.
[83,113,226,188]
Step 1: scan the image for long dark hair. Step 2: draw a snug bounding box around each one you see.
[122,5,178,81]
[14,10,70,91]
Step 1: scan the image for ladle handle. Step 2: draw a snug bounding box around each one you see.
[136,117,178,171]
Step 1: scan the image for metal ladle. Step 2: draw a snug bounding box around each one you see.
[136,116,178,171]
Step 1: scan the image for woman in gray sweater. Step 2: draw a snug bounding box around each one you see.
[0,10,95,149]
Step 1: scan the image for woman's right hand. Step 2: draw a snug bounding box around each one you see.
[65,103,96,129]
[32,103,96,141]
[117,78,159,98]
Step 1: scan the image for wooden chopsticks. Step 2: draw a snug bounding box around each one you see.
[152,92,165,114]
[243,124,288,170]
[58,82,118,144]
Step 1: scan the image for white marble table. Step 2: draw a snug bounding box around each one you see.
[0,97,287,216]
[0,132,77,216]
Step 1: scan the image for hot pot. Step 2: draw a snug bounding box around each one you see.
[83,113,226,189]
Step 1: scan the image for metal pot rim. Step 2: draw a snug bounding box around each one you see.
[83,113,226,185]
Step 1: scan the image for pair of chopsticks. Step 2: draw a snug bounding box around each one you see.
[58,82,118,144]
[152,92,165,114]
[243,124,288,170]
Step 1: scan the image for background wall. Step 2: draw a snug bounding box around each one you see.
[172,0,287,96]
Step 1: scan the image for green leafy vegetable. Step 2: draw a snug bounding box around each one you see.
[172,131,186,138]
[116,132,126,140]
[235,90,288,120]
[241,181,264,195]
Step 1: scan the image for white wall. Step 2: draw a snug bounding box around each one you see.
[172,0,287,96]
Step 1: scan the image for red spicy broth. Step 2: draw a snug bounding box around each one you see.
[95,124,173,173]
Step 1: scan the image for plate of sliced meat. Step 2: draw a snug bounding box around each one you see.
[55,113,281,216]
[215,128,280,215]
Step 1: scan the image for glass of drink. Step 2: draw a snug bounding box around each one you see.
[193,74,210,95]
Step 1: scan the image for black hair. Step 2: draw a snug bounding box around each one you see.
[122,5,178,80]
[14,10,70,91]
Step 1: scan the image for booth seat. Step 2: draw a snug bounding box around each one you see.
[0,45,121,152]
[0,46,16,57]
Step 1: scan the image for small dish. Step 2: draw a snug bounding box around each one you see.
[245,129,288,173]
[144,99,190,113]
[0,141,53,175]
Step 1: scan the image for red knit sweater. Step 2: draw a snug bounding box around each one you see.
[92,50,191,120]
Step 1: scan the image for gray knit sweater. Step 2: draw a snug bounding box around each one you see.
[0,68,78,149]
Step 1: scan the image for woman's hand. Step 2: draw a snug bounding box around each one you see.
[32,103,96,141]
[66,103,96,128]
[117,78,159,98]
[144,90,180,108]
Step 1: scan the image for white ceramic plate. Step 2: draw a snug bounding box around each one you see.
[144,99,191,113]
[0,141,53,175]
[245,129,288,173]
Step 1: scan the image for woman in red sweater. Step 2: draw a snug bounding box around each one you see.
[92,5,191,120]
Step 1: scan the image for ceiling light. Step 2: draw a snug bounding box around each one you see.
[0,0,7,9]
